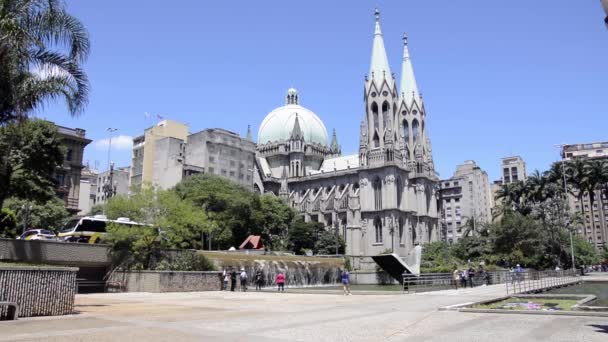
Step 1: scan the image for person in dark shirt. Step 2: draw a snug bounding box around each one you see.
[230,268,237,292]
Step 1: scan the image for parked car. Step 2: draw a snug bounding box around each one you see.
[17,229,57,241]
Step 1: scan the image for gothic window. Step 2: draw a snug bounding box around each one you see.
[371,102,379,130]
[374,217,383,243]
[373,132,380,148]
[373,177,382,210]
[382,101,390,130]
[412,119,419,145]
[412,224,417,245]
[398,218,404,244]
[396,177,402,207]
[402,120,409,143]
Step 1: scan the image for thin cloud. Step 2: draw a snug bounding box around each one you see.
[93,135,133,151]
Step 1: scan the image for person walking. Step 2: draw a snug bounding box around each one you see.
[453,269,460,289]
[230,268,237,292]
[341,269,352,296]
[275,271,285,292]
[255,269,264,291]
[468,267,475,288]
[222,269,229,291]
[515,264,523,282]
[240,268,248,292]
[460,269,468,288]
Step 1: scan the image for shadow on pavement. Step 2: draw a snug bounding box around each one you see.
[588,325,608,334]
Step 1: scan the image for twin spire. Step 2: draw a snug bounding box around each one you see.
[369,8,420,105]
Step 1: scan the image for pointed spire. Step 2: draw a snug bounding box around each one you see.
[400,32,420,106]
[290,114,303,140]
[330,128,341,154]
[369,8,392,84]
[245,125,252,141]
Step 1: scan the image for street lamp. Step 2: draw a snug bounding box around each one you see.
[21,203,32,234]
[554,144,576,270]
[106,128,117,173]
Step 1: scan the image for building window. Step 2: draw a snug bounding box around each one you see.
[209,156,215,163]
[371,102,379,130]
[412,119,419,145]
[398,219,404,243]
[396,177,402,207]
[66,149,73,161]
[208,167,215,174]
[374,217,383,243]
[221,169,227,175]
[230,160,235,167]
[373,177,382,210]
[382,101,390,130]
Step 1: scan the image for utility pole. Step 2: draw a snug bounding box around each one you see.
[555,144,576,270]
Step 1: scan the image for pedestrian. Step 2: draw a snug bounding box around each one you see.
[222,269,229,291]
[255,269,264,291]
[276,271,285,292]
[341,269,352,296]
[240,268,248,292]
[468,267,475,287]
[460,270,468,288]
[515,264,523,282]
[452,269,460,289]
[230,268,237,292]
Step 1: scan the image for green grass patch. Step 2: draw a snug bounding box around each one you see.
[0,261,61,268]
[474,297,579,311]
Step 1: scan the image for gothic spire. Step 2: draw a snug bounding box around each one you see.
[400,33,420,106]
[290,114,303,140]
[369,8,392,85]
[330,128,341,155]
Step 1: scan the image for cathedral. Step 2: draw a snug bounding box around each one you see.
[254,9,439,269]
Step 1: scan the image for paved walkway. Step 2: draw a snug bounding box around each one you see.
[1,274,607,341]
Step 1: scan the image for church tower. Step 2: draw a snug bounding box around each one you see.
[397,33,435,175]
[361,9,400,167]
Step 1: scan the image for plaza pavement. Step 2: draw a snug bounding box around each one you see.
[1,274,607,341]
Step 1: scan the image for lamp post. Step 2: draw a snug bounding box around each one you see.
[21,203,32,234]
[106,128,117,173]
[555,144,576,270]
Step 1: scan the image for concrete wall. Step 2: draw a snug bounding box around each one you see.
[108,271,222,293]
[0,238,111,267]
[0,266,77,318]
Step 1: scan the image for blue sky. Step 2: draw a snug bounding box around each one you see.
[40,1,608,181]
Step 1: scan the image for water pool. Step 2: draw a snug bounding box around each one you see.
[546,282,608,307]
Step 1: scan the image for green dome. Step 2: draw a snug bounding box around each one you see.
[258,90,328,146]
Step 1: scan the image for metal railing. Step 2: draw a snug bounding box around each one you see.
[401,269,580,294]
[505,269,579,295]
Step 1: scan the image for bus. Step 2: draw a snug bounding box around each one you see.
[58,215,146,244]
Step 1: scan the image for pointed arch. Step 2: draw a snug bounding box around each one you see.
[402,119,409,143]
[373,177,382,210]
[396,176,403,207]
[398,217,404,244]
[412,119,420,145]
[373,132,380,148]
[371,102,379,131]
[382,101,390,130]
[374,217,383,243]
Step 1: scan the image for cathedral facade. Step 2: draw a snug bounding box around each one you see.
[254,10,439,268]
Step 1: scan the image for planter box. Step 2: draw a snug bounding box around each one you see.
[108,271,222,293]
[0,266,77,318]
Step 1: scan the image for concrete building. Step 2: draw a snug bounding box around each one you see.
[55,126,91,214]
[254,10,439,269]
[438,161,493,243]
[130,121,256,190]
[96,166,130,204]
[130,120,189,189]
[501,156,527,184]
[561,141,608,249]
[78,167,98,215]
[186,128,257,190]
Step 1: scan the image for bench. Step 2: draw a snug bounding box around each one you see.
[0,302,19,320]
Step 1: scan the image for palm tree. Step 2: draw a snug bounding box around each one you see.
[585,159,608,245]
[0,0,90,123]
[567,158,589,223]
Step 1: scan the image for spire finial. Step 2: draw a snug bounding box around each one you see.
[403,32,408,46]
[375,7,380,22]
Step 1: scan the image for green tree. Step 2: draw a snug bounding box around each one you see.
[0,207,17,238]
[287,219,320,255]
[251,194,295,250]
[105,223,163,270]
[314,229,345,255]
[571,235,600,267]
[3,196,69,231]
[1,0,90,123]
[0,119,65,207]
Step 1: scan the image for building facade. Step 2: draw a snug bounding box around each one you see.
[501,156,527,184]
[562,142,608,249]
[78,167,98,215]
[96,166,130,204]
[130,121,256,190]
[55,126,91,214]
[439,161,493,243]
[254,10,439,268]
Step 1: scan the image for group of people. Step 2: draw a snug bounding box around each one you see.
[222,268,286,292]
[452,265,490,289]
